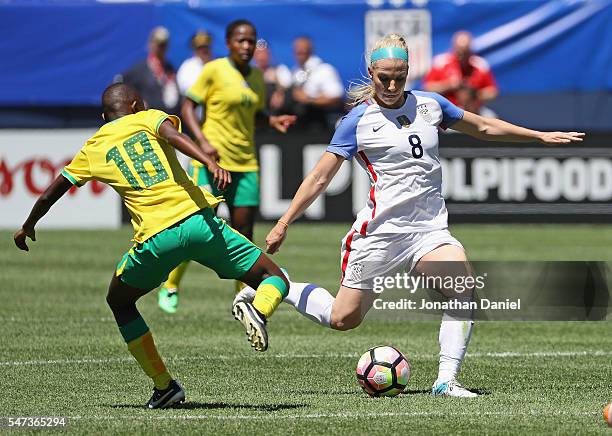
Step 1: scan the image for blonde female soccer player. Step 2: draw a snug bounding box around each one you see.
[158,19,296,313]
[235,34,584,397]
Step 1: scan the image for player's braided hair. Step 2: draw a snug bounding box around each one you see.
[348,33,410,106]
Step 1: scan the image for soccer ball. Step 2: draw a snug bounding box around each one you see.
[355,345,410,397]
[604,403,612,427]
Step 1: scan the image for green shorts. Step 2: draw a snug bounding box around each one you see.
[189,165,259,207]
[116,208,262,290]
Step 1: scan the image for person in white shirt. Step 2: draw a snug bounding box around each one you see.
[276,36,344,127]
[177,31,213,95]
[235,33,584,397]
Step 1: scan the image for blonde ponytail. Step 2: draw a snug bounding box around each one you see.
[348,33,410,106]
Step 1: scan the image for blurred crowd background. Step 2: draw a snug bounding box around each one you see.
[1,0,610,130]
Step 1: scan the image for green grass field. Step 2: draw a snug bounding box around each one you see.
[2,223,612,434]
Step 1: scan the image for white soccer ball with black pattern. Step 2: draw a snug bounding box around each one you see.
[355,345,410,397]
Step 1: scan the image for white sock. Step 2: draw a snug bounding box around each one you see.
[236,280,335,328]
[436,304,474,384]
[285,282,334,328]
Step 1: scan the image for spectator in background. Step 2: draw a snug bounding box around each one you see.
[177,30,213,95]
[276,36,345,128]
[423,31,498,115]
[116,26,180,115]
[252,39,285,113]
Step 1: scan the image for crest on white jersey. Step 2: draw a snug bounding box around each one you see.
[417,103,433,122]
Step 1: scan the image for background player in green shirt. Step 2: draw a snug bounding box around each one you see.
[158,19,297,312]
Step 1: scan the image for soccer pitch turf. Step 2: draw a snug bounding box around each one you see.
[2,223,612,434]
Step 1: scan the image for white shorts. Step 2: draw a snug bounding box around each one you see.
[340,228,464,290]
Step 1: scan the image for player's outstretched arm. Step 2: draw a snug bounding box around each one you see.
[453,111,585,145]
[266,152,344,254]
[14,175,73,251]
[158,119,231,191]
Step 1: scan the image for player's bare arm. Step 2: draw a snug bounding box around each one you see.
[453,111,585,144]
[266,151,344,254]
[14,175,73,251]
[180,97,219,160]
[158,119,231,191]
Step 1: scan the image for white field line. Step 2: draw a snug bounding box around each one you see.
[65,410,597,421]
[2,350,612,367]
[0,317,116,323]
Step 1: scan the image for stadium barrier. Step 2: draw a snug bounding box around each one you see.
[256,129,612,224]
[0,129,119,229]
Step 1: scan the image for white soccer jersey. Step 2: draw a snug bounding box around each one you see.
[327,91,464,235]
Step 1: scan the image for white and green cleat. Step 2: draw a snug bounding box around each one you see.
[432,379,478,398]
[158,288,179,314]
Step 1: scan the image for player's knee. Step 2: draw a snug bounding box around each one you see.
[105,288,128,311]
[331,316,362,331]
[105,290,118,310]
[105,278,137,311]
[330,307,363,331]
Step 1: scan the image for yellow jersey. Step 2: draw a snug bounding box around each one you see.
[186,57,265,172]
[62,109,221,243]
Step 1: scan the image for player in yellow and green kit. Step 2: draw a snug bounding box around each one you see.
[14,83,290,409]
[158,19,297,313]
